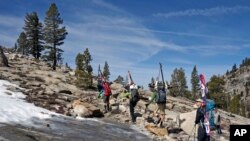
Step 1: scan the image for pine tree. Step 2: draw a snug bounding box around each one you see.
[232,64,237,73]
[75,53,85,87]
[17,32,28,55]
[169,68,188,97]
[23,12,43,59]
[103,61,110,80]
[75,53,84,70]
[191,65,200,100]
[44,3,68,70]
[178,68,188,97]
[114,75,124,84]
[83,48,93,74]
[207,75,227,109]
[83,48,93,87]
[75,50,93,88]
[169,68,179,97]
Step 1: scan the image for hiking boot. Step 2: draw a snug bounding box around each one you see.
[132,119,136,124]
[131,117,136,123]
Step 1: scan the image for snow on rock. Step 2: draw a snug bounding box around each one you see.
[0,80,56,127]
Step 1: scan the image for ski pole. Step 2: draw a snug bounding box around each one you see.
[188,124,196,141]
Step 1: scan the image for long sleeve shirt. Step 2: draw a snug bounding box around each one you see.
[195,107,205,125]
[148,92,156,104]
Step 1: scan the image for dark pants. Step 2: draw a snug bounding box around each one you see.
[216,125,222,134]
[198,125,210,141]
[129,99,138,122]
[103,95,110,112]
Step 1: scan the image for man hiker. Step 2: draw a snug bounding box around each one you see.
[102,78,112,113]
[97,76,104,98]
[214,107,222,134]
[129,83,139,123]
[145,82,167,128]
[195,99,210,141]
[127,71,140,123]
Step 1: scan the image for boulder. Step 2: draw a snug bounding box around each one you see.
[10,53,18,60]
[145,124,168,136]
[73,104,92,117]
[119,105,127,113]
[72,100,103,117]
[166,103,174,110]
[169,133,179,139]
[69,71,75,76]
[147,103,157,112]
[110,83,123,90]
[0,47,9,67]
[111,105,120,114]
[110,99,116,106]
[179,110,197,136]
[137,100,147,109]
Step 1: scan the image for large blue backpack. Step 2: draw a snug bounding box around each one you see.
[156,87,166,104]
[205,99,216,128]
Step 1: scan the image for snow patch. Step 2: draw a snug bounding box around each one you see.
[0,80,55,127]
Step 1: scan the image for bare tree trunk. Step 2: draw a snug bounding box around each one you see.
[53,43,57,70]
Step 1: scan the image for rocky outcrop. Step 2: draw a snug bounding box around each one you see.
[1,50,249,141]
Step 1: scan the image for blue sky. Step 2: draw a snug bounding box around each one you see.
[1,0,250,88]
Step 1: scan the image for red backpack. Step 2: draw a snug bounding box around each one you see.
[103,82,111,96]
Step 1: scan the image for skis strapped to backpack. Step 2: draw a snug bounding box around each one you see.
[128,71,139,102]
[155,63,167,104]
[98,64,111,96]
[128,71,134,85]
[199,74,213,135]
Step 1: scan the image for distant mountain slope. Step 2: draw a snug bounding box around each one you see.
[223,60,250,118]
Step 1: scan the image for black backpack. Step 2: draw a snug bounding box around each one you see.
[156,87,166,104]
[130,88,139,102]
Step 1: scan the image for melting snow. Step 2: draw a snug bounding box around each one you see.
[0,80,55,127]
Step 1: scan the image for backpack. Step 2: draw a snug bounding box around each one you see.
[130,88,139,102]
[155,87,166,104]
[103,82,112,96]
[205,99,216,128]
[97,79,103,92]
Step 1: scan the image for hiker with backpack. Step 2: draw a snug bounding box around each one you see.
[102,78,112,113]
[214,108,222,134]
[145,63,167,127]
[127,71,140,123]
[129,83,139,123]
[195,98,210,141]
[97,65,112,113]
[97,76,104,98]
[97,65,104,98]
[154,81,167,127]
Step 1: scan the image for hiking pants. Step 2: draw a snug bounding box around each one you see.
[103,95,110,111]
[198,125,210,141]
[216,125,222,134]
[129,99,138,122]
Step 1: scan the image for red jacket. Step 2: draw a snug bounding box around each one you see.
[103,82,111,96]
